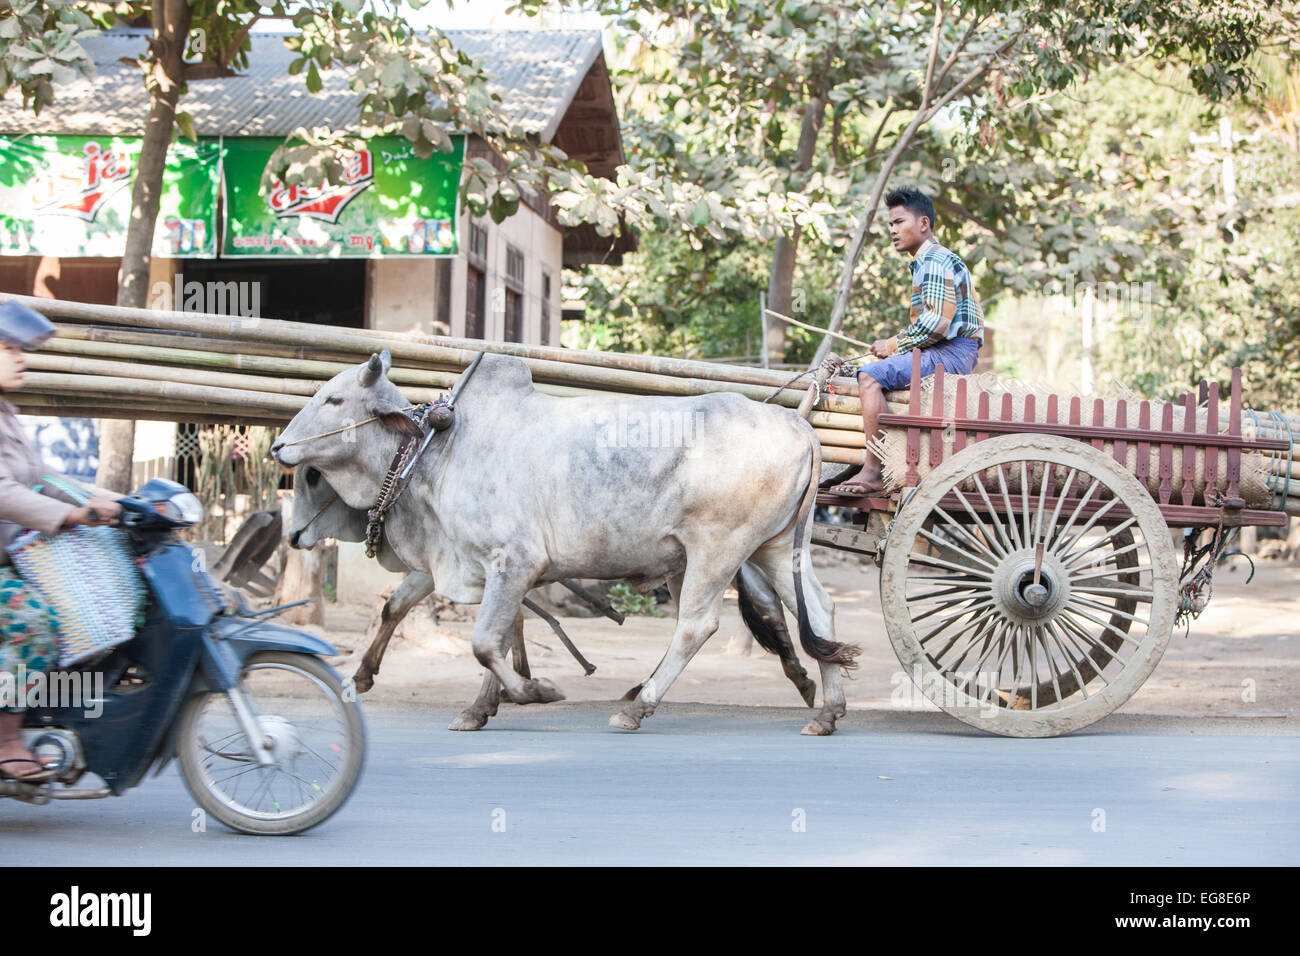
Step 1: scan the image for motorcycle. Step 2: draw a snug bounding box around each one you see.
[2,478,365,835]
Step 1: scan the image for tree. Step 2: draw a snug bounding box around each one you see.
[551,0,1278,381]
[0,0,637,486]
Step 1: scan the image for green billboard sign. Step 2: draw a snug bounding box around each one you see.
[0,135,219,258]
[221,135,464,257]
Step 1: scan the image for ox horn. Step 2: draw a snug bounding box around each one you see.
[359,350,392,387]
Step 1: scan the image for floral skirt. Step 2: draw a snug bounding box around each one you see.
[0,574,59,714]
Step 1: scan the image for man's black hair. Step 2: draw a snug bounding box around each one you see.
[885,187,935,229]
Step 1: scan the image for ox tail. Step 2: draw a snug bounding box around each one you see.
[792,441,861,669]
[734,567,791,659]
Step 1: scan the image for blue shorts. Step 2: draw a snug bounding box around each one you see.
[851,336,980,392]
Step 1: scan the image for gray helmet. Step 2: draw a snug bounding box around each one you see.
[0,301,56,350]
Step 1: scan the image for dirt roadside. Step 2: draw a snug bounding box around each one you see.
[308,548,1300,731]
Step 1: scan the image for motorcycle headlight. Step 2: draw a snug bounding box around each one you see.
[160,491,203,525]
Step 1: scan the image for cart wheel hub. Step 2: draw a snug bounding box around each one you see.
[994,549,1069,623]
[1020,580,1050,608]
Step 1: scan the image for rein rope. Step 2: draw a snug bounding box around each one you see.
[761,353,870,408]
[278,405,422,448]
[296,486,340,540]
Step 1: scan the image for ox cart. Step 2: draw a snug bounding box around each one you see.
[3,294,1294,739]
[808,350,1293,737]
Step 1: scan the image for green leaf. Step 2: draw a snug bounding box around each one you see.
[380,56,406,89]
[175,110,197,142]
[691,198,710,226]
[305,62,321,93]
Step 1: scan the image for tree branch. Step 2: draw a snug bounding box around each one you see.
[864,100,899,157]
[934,195,1005,238]
[934,14,987,90]
[220,15,260,70]
[922,29,1024,125]
[921,0,947,110]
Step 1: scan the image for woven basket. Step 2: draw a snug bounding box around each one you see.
[7,475,147,667]
[7,526,146,667]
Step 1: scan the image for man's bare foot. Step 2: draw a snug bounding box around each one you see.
[827,467,886,496]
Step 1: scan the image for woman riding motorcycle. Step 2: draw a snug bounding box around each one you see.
[0,301,122,782]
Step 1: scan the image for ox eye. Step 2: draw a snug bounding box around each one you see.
[325,395,344,406]
[305,467,321,487]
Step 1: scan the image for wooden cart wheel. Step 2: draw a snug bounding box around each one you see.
[879,433,1179,737]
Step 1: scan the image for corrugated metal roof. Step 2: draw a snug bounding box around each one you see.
[0,29,604,139]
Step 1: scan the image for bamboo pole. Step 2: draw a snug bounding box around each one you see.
[36,340,475,395]
[27,353,323,397]
[44,316,873,416]
[1272,496,1300,518]
[11,394,289,426]
[1266,475,1300,498]
[813,427,867,448]
[1269,460,1300,482]
[53,324,380,369]
[820,446,866,466]
[20,366,880,432]
[48,331,376,378]
[6,293,853,399]
[45,330,890,422]
[21,371,307,415]
[50,317,866,414]
[17,386,866,465]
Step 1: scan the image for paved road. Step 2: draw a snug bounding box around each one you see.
[5,702,1298,865]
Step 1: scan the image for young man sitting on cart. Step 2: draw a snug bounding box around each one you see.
[830,187,985,496]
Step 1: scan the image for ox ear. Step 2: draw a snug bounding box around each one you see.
[371,399,423,439]
[358,350,392,388]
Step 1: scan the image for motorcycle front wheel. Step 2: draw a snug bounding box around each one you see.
[177,652,365,836]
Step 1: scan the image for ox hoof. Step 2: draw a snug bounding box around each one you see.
[507,678,565,705]
[352,670,375,695]
[448,711,489,731]
[797,679,818,709]
[609,711,642,731]
[800,719,836,736]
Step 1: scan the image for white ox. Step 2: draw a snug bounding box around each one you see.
[287,464,822,727]
[272,352,858,734]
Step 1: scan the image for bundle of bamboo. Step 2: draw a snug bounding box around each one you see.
[3,294,1295,507]
[1,294,882,466]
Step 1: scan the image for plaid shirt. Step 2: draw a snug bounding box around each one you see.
[892,238,984,353]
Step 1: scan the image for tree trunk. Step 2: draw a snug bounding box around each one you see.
[763,97,825,364]
[97,0,193,492]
